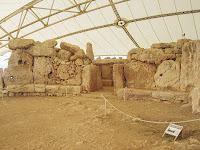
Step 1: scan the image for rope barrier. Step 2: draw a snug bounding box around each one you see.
[101,94,200,124]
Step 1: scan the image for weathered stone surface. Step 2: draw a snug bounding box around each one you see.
[0,69,4,90]
[113,64,125,93]
[8,38,35,50]
[8,50,33,67]
[151,42,175,49]
[152,90,188,102]
[131,48,176,65]
[154,60,180,90]
[57,49,72,60]
[34,84,45,93]
[102,79,113,86]
[127,48,144,61]
[33,57,53,84]
[7,84,34,93]
[82,64,102,92]
[93,59,127,65]
[86,42,94,60]
[28,43,56,57]
[117,88,152,100]
[190,87,200,113]
[3,65,33,86]
[42,39,57,48]
[75,58,83,66]
[57,64,70,80]
[66,73,82,85]
[101,65,112,80]
[176,39,191,50]
[60,42,80,53]
[124,61,156,89]
[180,41,200,91]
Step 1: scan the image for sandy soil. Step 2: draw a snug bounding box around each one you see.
[0,87,200,150]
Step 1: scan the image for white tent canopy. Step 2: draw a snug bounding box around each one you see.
[0,0,200,68]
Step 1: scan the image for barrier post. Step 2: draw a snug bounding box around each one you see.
[104,98,107,116]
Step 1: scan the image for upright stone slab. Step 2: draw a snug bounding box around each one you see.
[180,41,200,91]
[113,64,125,93]
[190,87,200,113]
[33,57,52,84]
[82,64,102,92]
[86,42,94,61]
[124,61,156,89]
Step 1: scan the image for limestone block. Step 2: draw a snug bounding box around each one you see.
[33,57,53,84]
[176,39,191,50]
[117,88,152,100]
[154,60,180,90]
[28,44,56,57]
[0,68,4,90]
[151,42,175,49]
[46,85,59,95]
[60,42,80,53]
[57,64,70,80]
[190,87,200,113]
[180,41,200,91]
[8,38,35,50]
[57,49,72,60]
[3,65,33,86]
[86,42,94,60]
[82,64,102,92]
[34,84,46,93]
[152,91,188,102]
[102,79,113,86]
[42,39,57,48]
[8,50,33,67]
[124,61,156,89]
[66,73,82,85]
[7,84,34,93]
[127,48,144,61]
[131,48,176,65]
[75,58,83,66]
[66,86,82,94]
[101,65,113,80]
[113,64,125,93]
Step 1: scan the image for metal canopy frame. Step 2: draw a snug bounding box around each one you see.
[0,0,200,51]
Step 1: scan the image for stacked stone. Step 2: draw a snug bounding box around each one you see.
[3,38,99,96]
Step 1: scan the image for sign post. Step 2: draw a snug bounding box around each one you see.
[162,123,183,141]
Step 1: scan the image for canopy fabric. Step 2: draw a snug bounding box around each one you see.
[0,0,200,68]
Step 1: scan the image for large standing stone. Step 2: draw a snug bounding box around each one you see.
[86,42,94,60]
[124,61,156,89]
[190,87,200,113]
[82,64,102,92]
[3,65,33,86]
[154,60,180,90]
[113,64,125,93]
[33,57,52,84]
[180,41,200,91]
[8,38,35,50]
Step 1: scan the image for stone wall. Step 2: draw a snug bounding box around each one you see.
[114,39,200,112]
[2,39,101,96]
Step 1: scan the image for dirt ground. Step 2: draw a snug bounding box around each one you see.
[0,87,200,150]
